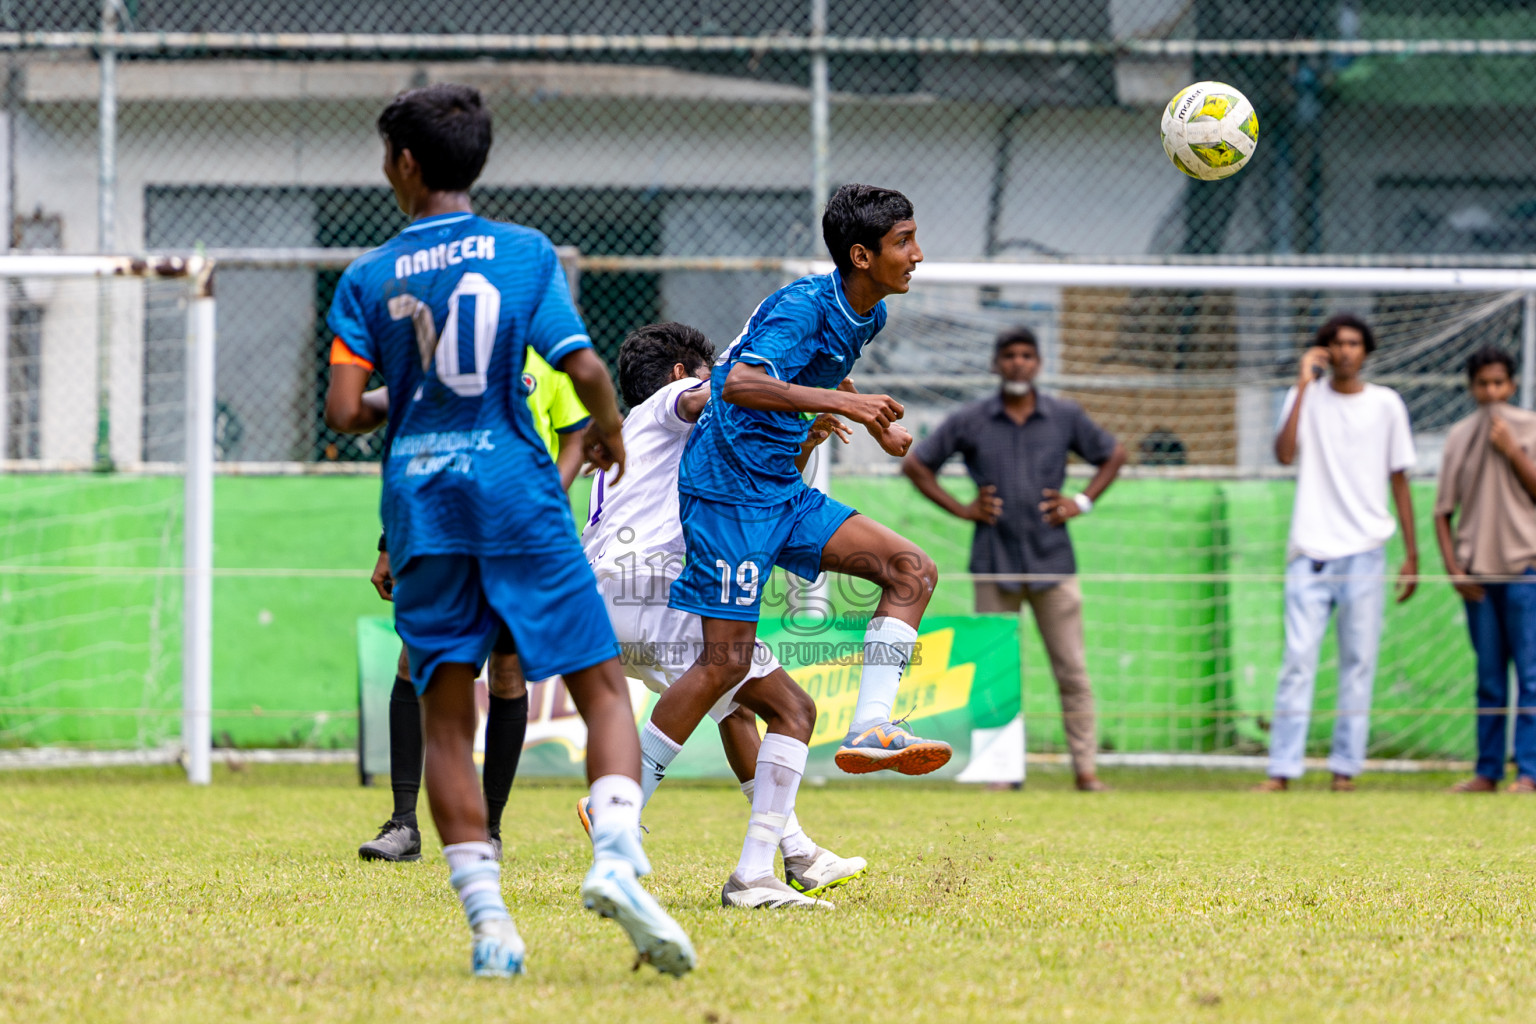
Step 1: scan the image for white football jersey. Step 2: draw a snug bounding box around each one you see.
[583,376,704,582]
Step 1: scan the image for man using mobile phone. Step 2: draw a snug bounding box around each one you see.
[1259,314,1418,793]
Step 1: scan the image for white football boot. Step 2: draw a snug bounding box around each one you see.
[470,917,527,979]
[581,824,696,977]
[782,846,868,898]
[721,872,833,909]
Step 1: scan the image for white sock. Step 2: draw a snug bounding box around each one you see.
[443,841,508,928]
[741,778,816,859]
[588,774,643,834]
[735,734,808,880]
[849,616,919,735]
[444,839,497,874]
[637,720,683,811]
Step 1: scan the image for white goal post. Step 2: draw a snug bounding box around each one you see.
[0,253,216,784]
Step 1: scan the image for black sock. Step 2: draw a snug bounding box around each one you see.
[482,693,529,837]
[388,674,422,828]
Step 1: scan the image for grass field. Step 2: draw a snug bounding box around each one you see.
[2,765,1532,1024]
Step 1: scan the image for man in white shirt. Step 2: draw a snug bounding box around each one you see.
[1259,313,1419,792]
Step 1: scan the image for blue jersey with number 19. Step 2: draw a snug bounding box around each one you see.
[326,211,592,568]
[679,270,886,506]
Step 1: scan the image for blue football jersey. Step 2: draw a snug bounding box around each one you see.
[679,270,886,505]
[327,211,592,566]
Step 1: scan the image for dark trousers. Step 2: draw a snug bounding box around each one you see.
[1464,569,1536,781]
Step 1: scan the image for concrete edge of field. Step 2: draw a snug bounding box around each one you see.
[0,746,1472,774]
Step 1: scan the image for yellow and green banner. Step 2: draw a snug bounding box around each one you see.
[357,614,1023,782]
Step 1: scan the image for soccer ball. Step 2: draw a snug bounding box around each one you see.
[1160,82,1259,181]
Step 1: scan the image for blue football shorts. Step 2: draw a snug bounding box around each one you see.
[668,486,856,622]
[392,545,618,695]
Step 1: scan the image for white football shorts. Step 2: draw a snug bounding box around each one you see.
[596,573,782,724]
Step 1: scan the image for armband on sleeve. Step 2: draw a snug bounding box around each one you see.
[330,337,375,372]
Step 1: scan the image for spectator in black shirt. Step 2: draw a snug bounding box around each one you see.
[902,328,1125,790]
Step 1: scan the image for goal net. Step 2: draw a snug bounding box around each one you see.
[771,259,1536,768]
[6,250,1528,777]
[0,255,214,780]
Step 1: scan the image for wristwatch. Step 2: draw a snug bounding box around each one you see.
[1073,493,1093,515]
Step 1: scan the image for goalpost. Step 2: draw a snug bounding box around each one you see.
[0,253,215,783]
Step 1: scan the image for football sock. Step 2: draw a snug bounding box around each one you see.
[849,616,919,735]
[481,693,528,837]
[444,841,510,928]
[741,779,816,859]
[387,673,422,827]
[638,721,683,810]
[735,734,808,879]
[588,774,644,835]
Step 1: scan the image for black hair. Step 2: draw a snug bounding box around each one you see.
[376,84,492,192]
[1314,312,1376,355]
[994,327,1039,358]
[821,183,915,276]
[1466,344,1517,383]
[617,322,716,407]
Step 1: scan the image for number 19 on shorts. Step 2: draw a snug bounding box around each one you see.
[716,559,760,607]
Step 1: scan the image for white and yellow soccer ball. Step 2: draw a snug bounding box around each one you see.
[1160,82,1259,181]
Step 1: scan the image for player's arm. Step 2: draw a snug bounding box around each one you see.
[676,383,711,423]
[832,376,911,457]
[722,362,902,430]
[543,360,591,491]
[323,274,384,435]
[793,413,852,472]
[554,428,585,491]
[325,363,385,434]
[558,348,626,481]
[371,535,394,602]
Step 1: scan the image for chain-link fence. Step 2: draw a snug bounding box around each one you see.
[5,2,1536,465]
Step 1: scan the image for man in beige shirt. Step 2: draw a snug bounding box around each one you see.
[1434,346,1536,793]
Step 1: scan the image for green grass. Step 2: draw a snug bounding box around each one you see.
[2,766,1533,1023]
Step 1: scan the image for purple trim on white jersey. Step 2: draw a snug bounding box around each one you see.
[588,469,607,526]
[670,380,706,423]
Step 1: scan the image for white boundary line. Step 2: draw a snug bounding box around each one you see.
[1027,752,1473,773]
[0,747,1470,774]
[0,746,357,771]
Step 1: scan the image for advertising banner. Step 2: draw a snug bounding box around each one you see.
[358,614,1023,784]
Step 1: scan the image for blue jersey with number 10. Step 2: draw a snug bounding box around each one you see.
[679,270,886,506]
[326,212,592,567]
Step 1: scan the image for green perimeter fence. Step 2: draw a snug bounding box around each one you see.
[0,473,1475,761]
